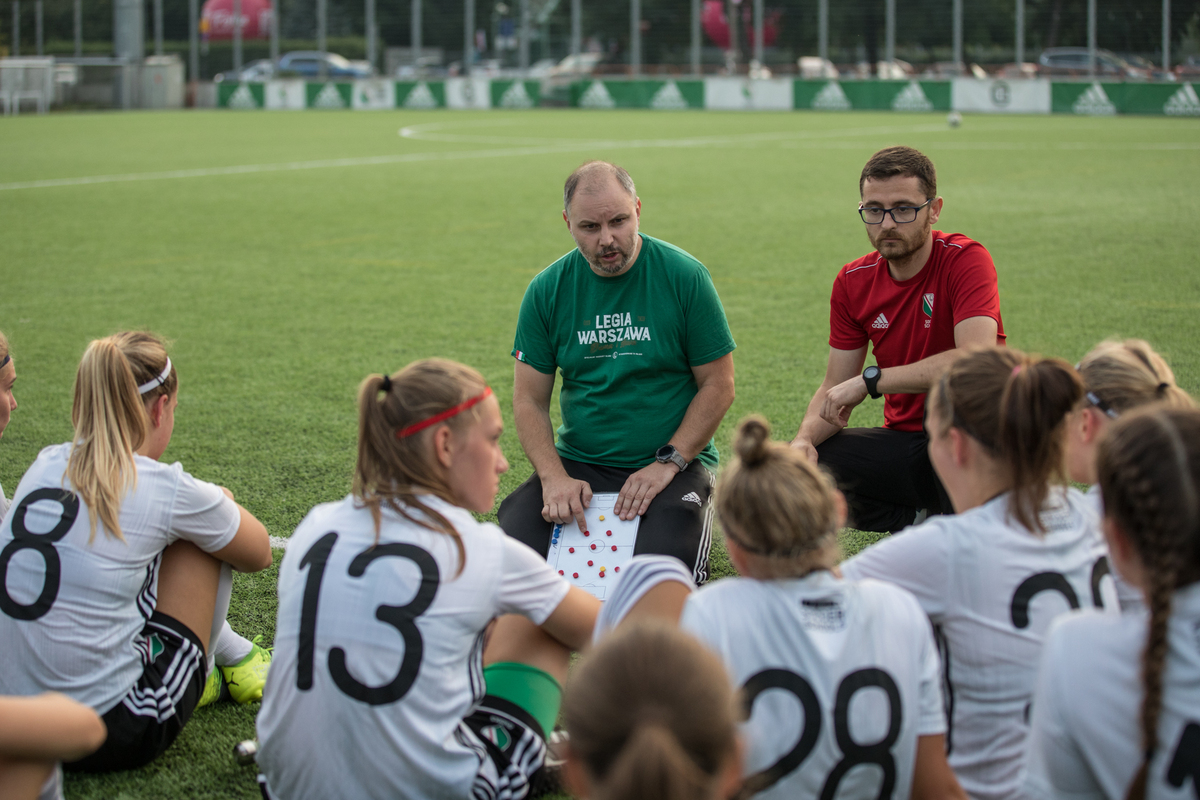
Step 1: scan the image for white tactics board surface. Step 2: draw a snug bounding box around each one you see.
[546,494,640,600]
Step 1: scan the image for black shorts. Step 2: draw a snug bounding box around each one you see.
[497,458,717,583]
[65,611,207,773]
[816,427,954,533]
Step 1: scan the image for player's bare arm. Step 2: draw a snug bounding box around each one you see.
[792,346,867,460]
[513,359,592,531]
[614,352,735,520]
[539,586,602,652]
[0,693,107,762]
[910,734,968,800]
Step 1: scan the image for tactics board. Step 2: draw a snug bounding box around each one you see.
[546,494,639,600]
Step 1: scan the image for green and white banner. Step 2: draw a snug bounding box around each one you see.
[793,80,950,112]
[265,79,306,109]
[395,81,445,109]
[306,81,353,109]
[491,80,541,108]
[952,78,1050,113]
[218,82,264,109]
[445,77,491,109]
[705,77,793,110]
[353,79,397,110]
[573,79,703,110]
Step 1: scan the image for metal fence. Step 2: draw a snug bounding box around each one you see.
[3,0,1196,80]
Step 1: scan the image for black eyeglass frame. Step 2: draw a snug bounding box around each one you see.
[858,197,935,225]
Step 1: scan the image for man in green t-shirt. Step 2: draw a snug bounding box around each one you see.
[499,161,736,583]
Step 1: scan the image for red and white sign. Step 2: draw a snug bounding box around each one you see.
[200,0,273,40]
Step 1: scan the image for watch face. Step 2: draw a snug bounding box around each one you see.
[865,367,880,379]
[656,445,674,460]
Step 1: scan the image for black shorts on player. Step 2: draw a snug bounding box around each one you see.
[65,611,207,773]
[498,458,716,584]
[816,427,953,534]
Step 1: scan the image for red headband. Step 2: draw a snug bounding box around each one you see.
[396,387,493,439]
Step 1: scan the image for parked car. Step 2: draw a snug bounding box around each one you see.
[214,58,275,83]
[1120,54,1175,81]
[276,51,373,79]
[1037,48,1149,80]
[1174,54,1200,80]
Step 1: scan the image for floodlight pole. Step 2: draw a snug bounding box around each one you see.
[232,0,242,71]
[572,0,582,60]
[952,0,962,72]
[885,0,895,67]
[189,0,199,81]
[365,0,376,72]
[465,0,476,74]
[630,0,640,75]
[409,0,419,72]
[690,0,700,75]
[317,0,327,78]
[74,0,82,56]
[519,0,529,71]
[269,0,278,66]
[1087,0,1096,79]
[818,0,828,62]
[34,0,41,55]
[10,2,17,57]
[1162,0,1170,71]
[154,0,163,56]
[1015,0,1024,66]
[752,0,763,66]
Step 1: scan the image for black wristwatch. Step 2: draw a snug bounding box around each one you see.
[862,366,883,399]
[656,444,689,472]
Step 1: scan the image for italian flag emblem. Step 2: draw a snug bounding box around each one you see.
[922,293,935,317]
[515,350,526,362]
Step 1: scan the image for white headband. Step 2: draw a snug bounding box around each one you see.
[137,358,172,395]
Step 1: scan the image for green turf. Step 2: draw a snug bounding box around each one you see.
[0,108,1197,798]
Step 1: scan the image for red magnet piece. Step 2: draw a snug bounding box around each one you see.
[568,547,575,553]
[600,572,606,578]
[611,545,617,551]
[558,570,564,575]
[583,531,590,537]
[591,543,597,550]
[573,572,579,579]
[588,560,593,566]
[615,566,620,572]
[606,530,612,536]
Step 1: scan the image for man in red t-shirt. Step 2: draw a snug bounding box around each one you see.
[791,146,1005,532]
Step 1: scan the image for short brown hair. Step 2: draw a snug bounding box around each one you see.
[928,347,1082,534]
[564,160,636,217]
[860,146,937,199]
[562,621,738,800]
[715,415,841,578]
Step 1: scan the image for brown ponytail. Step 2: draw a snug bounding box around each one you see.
[563,621,738,800]
[1096,407,1200,800]
[353,358,489,572]
[1078,339,1195,417]
[0,330,9,363]
[715,415,841,578]
[928,347,1082,533]
[68,332,176,543]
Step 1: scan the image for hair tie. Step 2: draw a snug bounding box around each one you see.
[396,387,493,439]
[137,357,172,395]
[1157,382,1170,396]
[1011,365,1023,377]
[380,374,392,393]
[0,354,9,370]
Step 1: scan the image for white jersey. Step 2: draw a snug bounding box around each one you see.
[841,488,1118,800]
[0,442,240,713]
[1025,583,1200,800]
[257,494,571,800]
[1084,484,1145,613]
[1,479,9,521]
[681,570,945,800]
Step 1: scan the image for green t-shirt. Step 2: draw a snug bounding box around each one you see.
[512,234,736,469]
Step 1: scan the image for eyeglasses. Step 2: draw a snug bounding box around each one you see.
[858,197,934,225]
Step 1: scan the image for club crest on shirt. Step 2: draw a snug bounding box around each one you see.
[922,293,935,317]
[148,633,165,663]
[479,724,511,749]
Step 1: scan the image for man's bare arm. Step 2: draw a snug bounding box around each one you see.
[790,346,868,461]
[512,360,591,531]
[613,352,736,520]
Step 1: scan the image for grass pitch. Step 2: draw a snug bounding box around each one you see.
[1,108,1197,798]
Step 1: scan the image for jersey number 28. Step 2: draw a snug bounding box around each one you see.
[295,532,440,706]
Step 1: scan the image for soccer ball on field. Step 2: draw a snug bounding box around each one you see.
[947,111,963,128]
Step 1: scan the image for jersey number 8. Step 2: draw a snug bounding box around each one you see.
[0,489,80,621]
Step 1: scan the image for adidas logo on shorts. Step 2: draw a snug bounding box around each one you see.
[681,492,703,506]
[872,313,890,329]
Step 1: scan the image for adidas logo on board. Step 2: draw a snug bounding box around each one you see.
[872,313,890,329]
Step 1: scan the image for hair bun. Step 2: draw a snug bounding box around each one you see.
[734,415,771,466]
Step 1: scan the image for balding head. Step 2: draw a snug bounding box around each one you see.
[563,161,637,219]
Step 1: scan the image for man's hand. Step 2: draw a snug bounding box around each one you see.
[614,461,679,520]
[789,436,819,463]
[820,374,869,429]
[541,474,593,533]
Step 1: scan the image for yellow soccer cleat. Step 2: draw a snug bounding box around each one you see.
[220,636,272,704]
[198,667,229,708]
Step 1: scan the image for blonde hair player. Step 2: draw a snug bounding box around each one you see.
[0,330,18,518]
[596,416,964,799]
[0,332,272,775]
[1025,406,1200,800]
[257,358,600,800]
[841,347,1119,800]
[561,621,742,800]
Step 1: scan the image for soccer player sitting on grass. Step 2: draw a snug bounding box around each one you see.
[591,416,965,800]
[560,621,742,800]
[840,347,1118,800]
[0,332,273,774]
[256,359,599,800]
[1025,406,1200,800]
[791,146,1005,533]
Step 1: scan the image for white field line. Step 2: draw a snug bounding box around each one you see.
[269,535,289,550]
